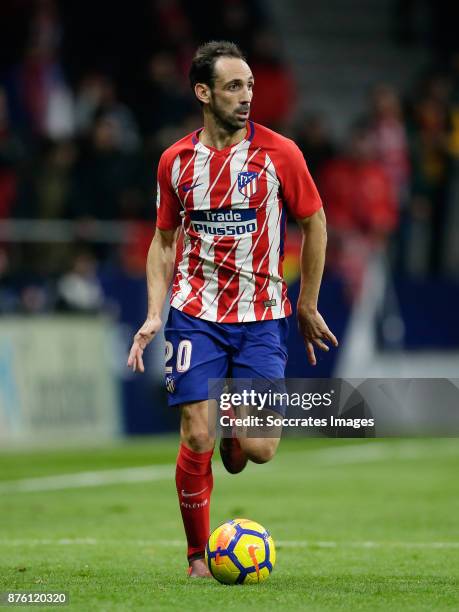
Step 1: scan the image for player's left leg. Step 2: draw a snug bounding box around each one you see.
[221,317,289,470]
[238,427,281,463]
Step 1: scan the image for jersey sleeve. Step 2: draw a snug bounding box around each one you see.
[155,152,182,230]
[276,139,323,219]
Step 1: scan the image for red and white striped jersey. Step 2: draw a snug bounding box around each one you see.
[156,121,322,323]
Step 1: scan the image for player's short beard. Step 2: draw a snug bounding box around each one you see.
[208,93,247,133]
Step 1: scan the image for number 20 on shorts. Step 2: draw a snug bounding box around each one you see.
[165,340,192,373]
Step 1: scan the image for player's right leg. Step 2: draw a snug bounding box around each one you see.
[163,307,228,576]
[176,400,215,577]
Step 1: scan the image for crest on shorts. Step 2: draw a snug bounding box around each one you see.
[165,374,176,394]
[237,171,258,197]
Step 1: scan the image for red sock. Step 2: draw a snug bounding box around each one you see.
[176,443,214,561]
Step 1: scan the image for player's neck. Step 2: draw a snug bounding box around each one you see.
[199,116,247,151]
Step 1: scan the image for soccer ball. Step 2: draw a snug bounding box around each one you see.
[205,518,275,584]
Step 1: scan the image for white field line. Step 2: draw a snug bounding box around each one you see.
[0,440,458,494]
[0,538,458,550]
[0,465,175,494]
[278,439,459,466]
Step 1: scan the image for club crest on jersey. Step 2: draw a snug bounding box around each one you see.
[165,374,176,394]
[238,171,258,197]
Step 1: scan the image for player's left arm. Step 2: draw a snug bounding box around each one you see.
[297,208,338,366]
[274,137,338,365]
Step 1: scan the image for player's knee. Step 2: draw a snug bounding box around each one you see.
[250,446,276,464]
[242,439,279,464]
[183,429,215,453]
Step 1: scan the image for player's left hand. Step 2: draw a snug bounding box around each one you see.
[297,307,338,366]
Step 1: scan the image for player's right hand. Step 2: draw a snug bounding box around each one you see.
[127,316,162,373]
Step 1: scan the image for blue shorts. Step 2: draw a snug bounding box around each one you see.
[163,307,289,408]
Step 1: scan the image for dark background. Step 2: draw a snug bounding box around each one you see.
[1,0,458,433]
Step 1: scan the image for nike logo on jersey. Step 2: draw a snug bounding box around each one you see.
[181,487,208,497]
[182,182,203,192]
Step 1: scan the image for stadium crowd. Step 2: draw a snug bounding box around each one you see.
[1,0,459,314]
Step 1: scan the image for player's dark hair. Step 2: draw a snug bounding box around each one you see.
[189,40,246,94]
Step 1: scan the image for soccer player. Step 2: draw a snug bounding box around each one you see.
[127,41,338,577]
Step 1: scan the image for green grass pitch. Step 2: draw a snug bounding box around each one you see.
[0,437,458,611]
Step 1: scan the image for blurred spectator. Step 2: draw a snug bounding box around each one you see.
[249,30,297,130]
[71,115,148,220]
[5,0,74,142]
[0,87,20,218]
[120,222,156,277]
[19,283,50,313]
[366,84,411,204]
[429,1,459,62]
[320,123,398,236]
[13,138,77,219]
[408,96,453,274]
[1,0,457,296]
[152,0,194,77]
[134,52,191,139]
[319,123,398,298]
[446,57,459,167]
[421,73,453,110]
[448,53,459,156]
[147,112,201,171]
[219,0,254,52]
[296,113,335,179]
[75,74,140,152]
[0,248,18,313]
[6,42,74,140]
[31,0,62,54]
[183,0,267,58]
[56,249,105,313]
[0,245,53,314]
[35,140,77,219]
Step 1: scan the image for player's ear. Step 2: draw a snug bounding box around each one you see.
[195,83,211,105]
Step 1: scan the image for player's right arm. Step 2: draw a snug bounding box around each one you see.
[127,227,178,373]
[127,150,182,373]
